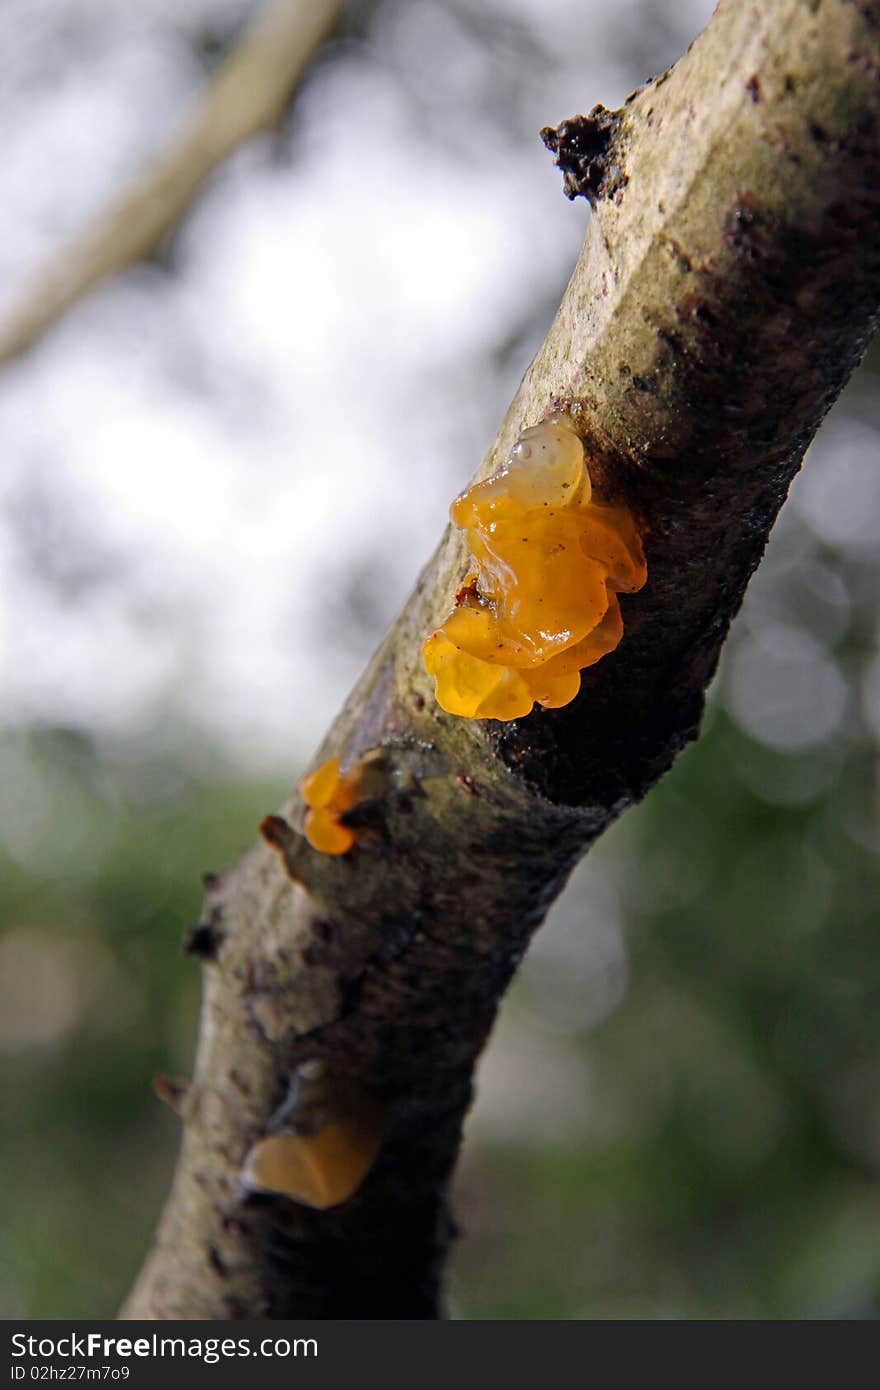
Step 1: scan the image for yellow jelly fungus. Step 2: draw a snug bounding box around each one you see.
[299,756,360,855]
[423,416,646,720]
[241,1108,384,1209]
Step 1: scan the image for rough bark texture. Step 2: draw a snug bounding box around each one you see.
[122,0,880,1319]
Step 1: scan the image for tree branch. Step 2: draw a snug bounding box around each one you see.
[0,0,341,364]
[121,0,880,1319]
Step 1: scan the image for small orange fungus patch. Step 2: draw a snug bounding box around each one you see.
[423,415,646,720]
[241,1106,384,1209]
[299,756,360,855]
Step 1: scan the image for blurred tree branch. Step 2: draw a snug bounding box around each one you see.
[0,0,340,364]
[122,0,880,1319]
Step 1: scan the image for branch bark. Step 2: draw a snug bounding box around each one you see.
[122,0,880,1319]
[0,0,340,364]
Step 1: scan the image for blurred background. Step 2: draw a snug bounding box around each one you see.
[1,0,879,1320]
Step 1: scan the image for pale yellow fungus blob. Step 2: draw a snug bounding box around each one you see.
[241,1102,384,1209]
[423,415,646,720]
[299,755,360,855]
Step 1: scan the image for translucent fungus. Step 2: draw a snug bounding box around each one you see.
[423,415,646,720]
[299,755,360,855]
[240,1063,384,1211]
[241,1098,384,1209]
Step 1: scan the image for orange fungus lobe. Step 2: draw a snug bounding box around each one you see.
[299,756,360,855]
[240,1108,383,1210]
[422,415,646,720]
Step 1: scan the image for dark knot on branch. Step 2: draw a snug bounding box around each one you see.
[541,105,627,205]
